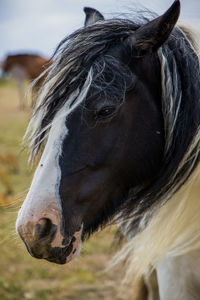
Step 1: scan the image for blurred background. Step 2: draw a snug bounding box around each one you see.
[0,1,199,299]
[1,0,200,61]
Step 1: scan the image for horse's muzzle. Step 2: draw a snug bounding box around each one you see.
[16,214,82,264]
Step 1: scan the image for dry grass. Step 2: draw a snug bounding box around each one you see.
[0,82,124,300]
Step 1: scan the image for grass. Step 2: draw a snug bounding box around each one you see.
[0,83,124,300]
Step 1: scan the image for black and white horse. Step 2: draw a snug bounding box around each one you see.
[16,1,200,299]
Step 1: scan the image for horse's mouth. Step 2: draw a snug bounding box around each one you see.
[22,226,83,265]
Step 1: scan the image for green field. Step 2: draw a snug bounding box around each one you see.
[0,82,124,300]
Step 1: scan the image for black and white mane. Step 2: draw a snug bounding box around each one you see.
[26,16,200,230]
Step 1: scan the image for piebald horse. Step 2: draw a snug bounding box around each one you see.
[16,1,200,299]
[2,54,50,109]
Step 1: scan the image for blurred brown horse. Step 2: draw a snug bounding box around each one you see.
[2,54,50,109]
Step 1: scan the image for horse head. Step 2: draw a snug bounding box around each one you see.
[16,2,185,264]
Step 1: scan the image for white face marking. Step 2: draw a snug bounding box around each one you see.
[16,70,93,250]
[16,103,69,247]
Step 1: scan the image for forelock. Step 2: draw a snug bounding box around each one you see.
[24,18,141,161]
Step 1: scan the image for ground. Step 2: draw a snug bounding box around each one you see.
[0,81,125,300]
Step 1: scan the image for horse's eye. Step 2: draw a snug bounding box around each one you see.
[96,106,117,119]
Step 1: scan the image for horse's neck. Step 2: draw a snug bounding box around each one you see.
[156,250,200,300]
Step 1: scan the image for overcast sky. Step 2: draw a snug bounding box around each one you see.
[1,0,200,60]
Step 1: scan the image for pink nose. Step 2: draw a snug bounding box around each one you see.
[16,212,83,264]
[33,218,56,240]
[17,216,64,260]
[20,217,58,250]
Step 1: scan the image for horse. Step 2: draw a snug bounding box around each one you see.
[2,54,50,110]
[16,1,200,299]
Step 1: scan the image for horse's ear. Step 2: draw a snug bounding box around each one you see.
[83,7,104,26]
[126,0,180,56]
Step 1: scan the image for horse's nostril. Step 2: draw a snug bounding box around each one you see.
[33,218,56,240]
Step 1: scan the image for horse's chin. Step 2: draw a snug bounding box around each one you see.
[45,238,82,265]
[46,238,82,265]
[25,225,83,265]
